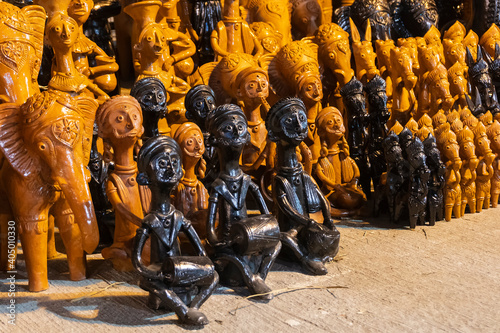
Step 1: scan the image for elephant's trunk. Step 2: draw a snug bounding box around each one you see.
[53,158,99,254]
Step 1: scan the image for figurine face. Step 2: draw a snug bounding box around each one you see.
[292,1,321,37]
[68,0,93,24]
[181,129,205,158]
[490,132,500,152]
[189,91,215,121]
[240,73,269,100]
[367,89,388,111]
[148,146,183,186]
[48,17,78,50]
[408,150,425,168]
[136,85,166,117]
[299,75,323,102]
[323,111,345,136]
[215,114,249,147]
[139,26,167,58]
[108,104,143,140]
[280,105,308,145]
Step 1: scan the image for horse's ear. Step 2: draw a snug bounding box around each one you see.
[496,43,500,59]
[465,92,474,110]
[484,47,493,65]
[365,19,372,42]
[350,18,360,43]
[466,46,475,67]
[477,45,484,62]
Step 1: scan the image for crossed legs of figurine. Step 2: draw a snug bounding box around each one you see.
[280,227,328,276]
[140,271,219,325]
[214,242,281,300]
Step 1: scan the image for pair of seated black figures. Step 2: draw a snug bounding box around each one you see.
[132,96,340,326]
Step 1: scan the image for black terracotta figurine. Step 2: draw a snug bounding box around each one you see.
[266,97,340,275]
[130,77,169,140]
[133,136,218,326]
[423,134,445,225]
[406,137,430,229]
[205,104,281,300]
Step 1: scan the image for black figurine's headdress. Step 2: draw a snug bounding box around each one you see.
[364,74,386,95]
[340,76,363,97]
[205,103,247,135]
[130,77,166,101]
[266,97,306,142]
[137,136,181,176]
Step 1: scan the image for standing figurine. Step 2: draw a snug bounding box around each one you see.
[406,137,430,229]
[96,96,145,271]
[191,0,221,64]
[473,122,496,211]
[130,77,169,139]
[205,104,281,299]
[423,134,445,225]
[457,126,478,215]
[133,136,218,326]
[266,97,340,275]
[340,77,371,197]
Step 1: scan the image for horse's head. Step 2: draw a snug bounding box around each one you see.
[456,126,478,163]
[435,123,461,165]
[426,66,454,111]
[398,37,419,73]
[473,122,494,158]
[448,61,468,100]
[375,39,395,76]
[350,18,379,82]
[390,46,417,90]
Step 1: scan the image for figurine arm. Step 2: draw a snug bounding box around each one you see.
[210,30,229,58]
[182,217,207,256]
[275,185,315,227]
[315,164,338,189]
[107,181,143,227]
[206,191,221,246]
[315,185,334,229]
[132,226,163,280]
[249,181,269,214]
[171,32,196,63]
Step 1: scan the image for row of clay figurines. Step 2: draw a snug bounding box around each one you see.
[94,93,340,325]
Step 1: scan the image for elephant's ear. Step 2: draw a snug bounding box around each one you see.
[75,96,99,166]
[0,103,41,177]
[22,5,46,71]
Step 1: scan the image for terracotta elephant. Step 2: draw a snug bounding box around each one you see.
[0,90,99,292]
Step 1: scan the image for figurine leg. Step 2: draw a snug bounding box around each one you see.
[492,193,499,208]
[216,251,273,299]
[476,192,484,213]
[281,230,327,276]
[53,201,86,281]
[142,279,209,325]
[444,204,453,222]
[47,215,58,259]
[469,195,476,213]
[18,217,49,292]
[453,199,462,219]
[428,205,436,226]
[460,195,467,217]
[258,241,282,281]
[190,271,219,309]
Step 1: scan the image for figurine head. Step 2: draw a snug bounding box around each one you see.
[131,77,167,138]
[266,97,308,146]
[216,53,269,103]
[173,122,205,161]
[340,77,365,114]
[46,13,79,51]
[405,117,419,135]
[423,134,443,168]
[206,104,249,150]
[464,30,479,61]
[486,120,500,152]
[290,0,321,39]
[250,22,280,54]
[479,24,500,57]
[443,21,466,43]
[399,127,414,151]
[406,137,426,169]
[316,106,345,141]
[364,75,387,111]
[134,23,167,59]
[96,95,144,146]
[382,131,403,164]
[137,135,183,188]
[68,0,94,26]
[185,85,216,130]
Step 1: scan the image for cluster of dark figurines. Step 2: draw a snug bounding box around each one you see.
[2,0,500,327]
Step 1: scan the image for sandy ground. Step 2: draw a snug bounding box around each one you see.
[1,208,499,333]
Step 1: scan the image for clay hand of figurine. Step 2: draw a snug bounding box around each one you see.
[324,218,335,230]
[163,56,175,71]
[307,218,318,228]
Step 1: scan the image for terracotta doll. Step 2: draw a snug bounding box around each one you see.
[435,123,462,221]
[448,61,470,109]
[205,104,281,299]
[245,0,291,47]
[67,0,119,94]
[315,106,366,211]
[133,136,218,326]
[442,21,466,68]
[365,75,391,193]
[463,29,479,61]
[486,120,500,207]
[406,137,430,229]
[479,24,500,58]
[391,0,439,38]
[473,122,496,211]
[96,96,145,271]
[190,0,221,64]
[172,122,208,235]
[423,134,445,225]
[210,53,273,173]
[456,126,478,215]
[340,77,371,197]
[350,18,380,85]
[210,0,263,60]
[130,77,169,139]
[266,97,340,275]
[375,39,395,105]
[290,0,322,40]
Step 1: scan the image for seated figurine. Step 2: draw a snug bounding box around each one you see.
[133,136,218,326]
[266,97,340,275]
[205,104,281,299]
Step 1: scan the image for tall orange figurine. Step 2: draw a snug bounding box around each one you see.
[97,96,145,271]
[479,23,500,58]
[0,90,99,291]
[457,126,478,215]
[245,0,292,47]
[350,18,379,85]
[473,122,496,212]
[435,123,462,221]
[486,120,500,207]
[442,21,466,69]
